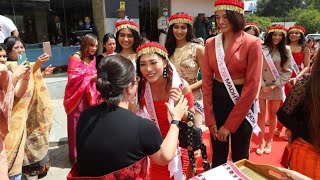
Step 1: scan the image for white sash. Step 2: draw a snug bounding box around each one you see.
[262,47,280,80]
[215,34,260,136]
[291,55,301,76]
[137,61,184,180]
[262,47,286,101]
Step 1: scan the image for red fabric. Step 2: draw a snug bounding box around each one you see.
[285,52,304,95]
[67,157,148,180]
[64,56,99,115]
[149,92,193,180]
[250,126,287,167]
[202,32,262,133]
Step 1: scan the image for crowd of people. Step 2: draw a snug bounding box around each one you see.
[0,0,319,179]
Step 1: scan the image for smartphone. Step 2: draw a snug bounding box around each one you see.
[43,41,52,57]
[17,53,27,65]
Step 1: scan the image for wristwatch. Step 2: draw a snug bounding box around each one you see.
[171,120,180,127]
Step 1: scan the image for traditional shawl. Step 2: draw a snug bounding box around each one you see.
[64,56,99,115]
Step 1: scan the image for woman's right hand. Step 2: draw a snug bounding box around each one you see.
[13,61,31,79]
[209,125,218,140]
[165,95,188,121]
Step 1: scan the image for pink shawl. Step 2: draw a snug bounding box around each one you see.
[64,56,99,115]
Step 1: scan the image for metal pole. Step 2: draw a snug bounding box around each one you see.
[11,0,17,24]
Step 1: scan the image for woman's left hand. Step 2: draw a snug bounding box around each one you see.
[37,53,50,65]
[42,65,55,76]
[169,88,183,105]
[217,126,230,142]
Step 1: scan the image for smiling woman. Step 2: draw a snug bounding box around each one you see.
[202,0,263,168]
[115,20,141,66]
[257,24,293,156]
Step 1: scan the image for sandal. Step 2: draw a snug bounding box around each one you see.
[256,140,266,155]
[264,141,272,154]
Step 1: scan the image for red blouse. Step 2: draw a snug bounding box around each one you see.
[149,92,194,180]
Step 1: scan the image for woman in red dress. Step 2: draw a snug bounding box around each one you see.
[136,42,194,179]
[275,26,310,138]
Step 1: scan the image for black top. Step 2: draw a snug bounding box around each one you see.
[96,54,105,69]
[76,103,163,176]
[277,77,311,143]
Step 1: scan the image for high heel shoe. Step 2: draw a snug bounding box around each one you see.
[264,141,272,154]
[256,141,266,155]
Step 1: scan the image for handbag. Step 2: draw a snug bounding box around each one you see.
[178,111,210,175]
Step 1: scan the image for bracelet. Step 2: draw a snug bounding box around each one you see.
[171,120,180,128]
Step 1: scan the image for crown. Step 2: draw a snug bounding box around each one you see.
[245,22,260,33]
[268,25,287,36]
[136,42,169,60]
[214,0,244,14]
[115,20,139,34]
[168,13,193,26]
[288,25,305,34]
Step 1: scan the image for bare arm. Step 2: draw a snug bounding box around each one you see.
[190,45,204,91]
[14,69,31,99]
[33,53,49,73]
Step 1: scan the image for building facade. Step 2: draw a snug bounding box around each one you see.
[0,0,215,66]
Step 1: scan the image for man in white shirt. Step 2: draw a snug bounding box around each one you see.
[0,15,19,43]
[157,8,169,45]
[116,8,130,23]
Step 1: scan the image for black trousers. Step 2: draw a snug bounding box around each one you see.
[211,79,253,168]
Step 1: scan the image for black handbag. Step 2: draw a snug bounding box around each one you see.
[178,111,210,175]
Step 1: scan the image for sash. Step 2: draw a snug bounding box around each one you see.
[262,47,286,101]
[262,47,280,80]
[291,56,301,76]
[215,34,260,136]
[138,61,184,180]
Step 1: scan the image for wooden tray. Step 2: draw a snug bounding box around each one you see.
[235,159,293,180]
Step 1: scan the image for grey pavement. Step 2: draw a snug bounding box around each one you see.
[22,73,71,180]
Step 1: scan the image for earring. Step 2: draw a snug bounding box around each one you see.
[163,67,168,77]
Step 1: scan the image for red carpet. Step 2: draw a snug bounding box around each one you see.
[196,127,288,173]
[249,126,288,167]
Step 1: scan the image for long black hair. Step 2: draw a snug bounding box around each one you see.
[165,13,199,57]
[263,30,289,67]
[115,28,141,53]
[3,36,25,61]
[102,33,116,53]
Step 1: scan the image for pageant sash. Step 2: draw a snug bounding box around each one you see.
[262,46,286,101]
[262,47,280,80]
[215,34,260,136]
[142,61,184,180]
[291,56,301,76]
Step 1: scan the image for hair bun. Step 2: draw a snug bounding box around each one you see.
[97,72,112,96]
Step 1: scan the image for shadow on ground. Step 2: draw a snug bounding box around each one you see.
[49,144,72,169]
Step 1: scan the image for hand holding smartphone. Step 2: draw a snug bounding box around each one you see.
[17,53,27,65]
[43,41,52,57]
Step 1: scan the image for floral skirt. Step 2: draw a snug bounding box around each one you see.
[22,153,50,176]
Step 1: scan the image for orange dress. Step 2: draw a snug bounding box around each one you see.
[149,93,194,180]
